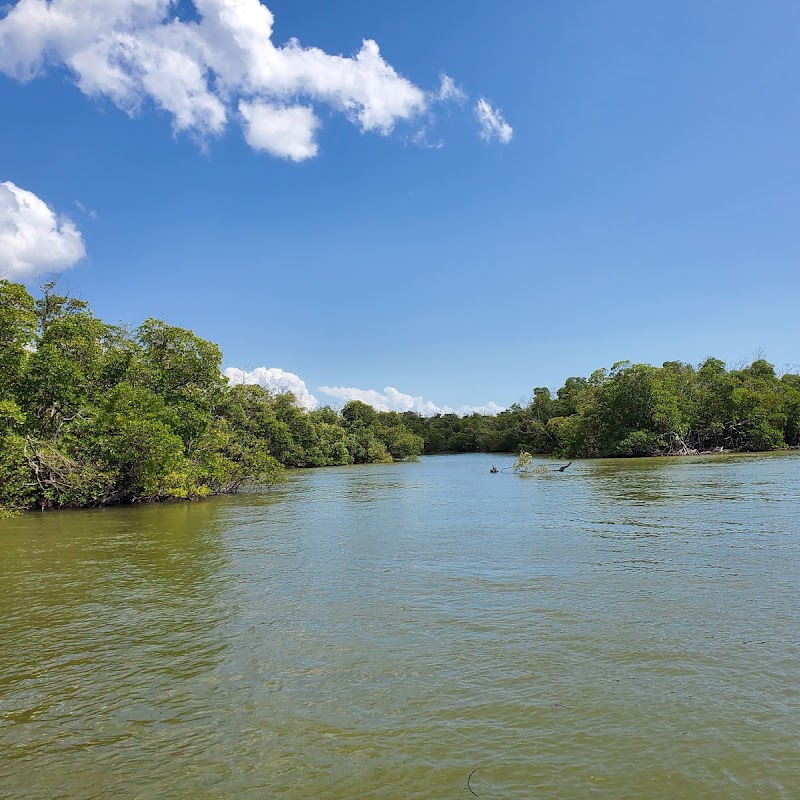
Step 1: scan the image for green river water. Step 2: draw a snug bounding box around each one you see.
[1,452,799,799]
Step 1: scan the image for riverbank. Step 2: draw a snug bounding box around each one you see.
[5,446,799,518]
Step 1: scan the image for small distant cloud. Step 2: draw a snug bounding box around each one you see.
[224,366,318,410]
[1,180,86,280]
[319,384,505,417]
[437,74,466,104]
[475,98,513,144]
[320,385,441,415]
[223,366,504,417]
[74,200,98,219]
[411,124,445,150]
[463,401,506,416]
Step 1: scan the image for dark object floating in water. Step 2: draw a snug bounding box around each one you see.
[553,461,573,472]
[466,768,479,796]
[489,465,498,473]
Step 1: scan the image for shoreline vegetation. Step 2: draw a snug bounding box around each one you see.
[2,279,799,515]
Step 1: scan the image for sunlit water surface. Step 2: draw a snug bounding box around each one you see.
[1,453,799,799]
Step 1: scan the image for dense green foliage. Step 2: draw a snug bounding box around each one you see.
[0,281,423,513]
[2,280,796,514]
[403,359,800,459]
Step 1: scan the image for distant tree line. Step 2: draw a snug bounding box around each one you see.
[401,359,800,459]
[2,279,798,514]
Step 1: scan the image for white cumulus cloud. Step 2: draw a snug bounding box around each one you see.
[475,98,513,144]
[0,0,430,154]
[319,385,442,415]
[0,1,512,156]
[318,384,505,417]
[222,367,504,417]
[224,365,318,410]
[239,101,319,161]
[0,180,86,279]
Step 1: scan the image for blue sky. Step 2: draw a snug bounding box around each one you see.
[1,0,799,413]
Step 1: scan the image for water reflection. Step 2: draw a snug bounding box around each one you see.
[587,457,680,505]
[585,452,797,510]
[341,471,419,505]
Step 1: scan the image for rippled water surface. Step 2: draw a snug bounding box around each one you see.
[2,453,799,799]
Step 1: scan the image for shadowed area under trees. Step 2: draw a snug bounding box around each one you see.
[2,280,798,513]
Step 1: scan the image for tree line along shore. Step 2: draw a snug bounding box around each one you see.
[2,279,798,514]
